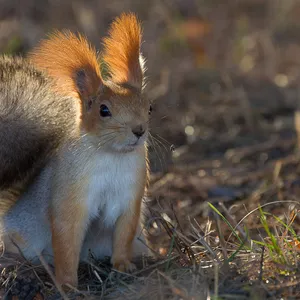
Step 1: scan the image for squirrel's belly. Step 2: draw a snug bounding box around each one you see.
[86,152,140,226]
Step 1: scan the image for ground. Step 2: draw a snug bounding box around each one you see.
[0,0,299,299]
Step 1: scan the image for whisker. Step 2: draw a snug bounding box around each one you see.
[149,133,169,153]
[148,134,166,171]
[155,133,172,146]
[104,126,125,131]
[96,136,117,151]
[69,132,117,152]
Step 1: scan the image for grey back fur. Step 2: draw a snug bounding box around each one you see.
[0,55,78,189]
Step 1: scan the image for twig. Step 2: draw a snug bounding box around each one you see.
[259,246,265,282]
[37,254,69,300]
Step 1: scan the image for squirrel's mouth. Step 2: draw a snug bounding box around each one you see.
[111,133,147,153]
[122,143,141,152]
[119,139,145,153]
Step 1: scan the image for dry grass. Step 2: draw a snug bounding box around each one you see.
[0,197,298,299]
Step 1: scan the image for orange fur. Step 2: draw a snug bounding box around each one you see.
[111,190,143,272]
[51,185,88,287]
[28,31,102,100]
[111,206,141,271]
[0,184,24,217]
[102,13,144,88]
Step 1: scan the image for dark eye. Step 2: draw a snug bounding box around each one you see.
[100,104,112,117]
[149,104,153,115]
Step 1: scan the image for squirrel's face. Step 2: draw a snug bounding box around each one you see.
[29,14,148,154]
[82,88,151,153]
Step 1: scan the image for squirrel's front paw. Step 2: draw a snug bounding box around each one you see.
[111,257,137,273]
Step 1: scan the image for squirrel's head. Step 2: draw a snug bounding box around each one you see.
[29,13,150,153]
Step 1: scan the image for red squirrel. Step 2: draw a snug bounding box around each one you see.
[0,57,78,215]
[0,13,150,288]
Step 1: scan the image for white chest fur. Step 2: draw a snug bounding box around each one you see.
[84,150,143,226]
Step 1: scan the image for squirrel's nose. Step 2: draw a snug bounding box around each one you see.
[132,125,145,138]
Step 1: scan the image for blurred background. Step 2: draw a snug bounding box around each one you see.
[0,0,299,257]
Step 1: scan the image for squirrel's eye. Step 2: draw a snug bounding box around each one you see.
[149,104,153,115]
[100,104,112,117]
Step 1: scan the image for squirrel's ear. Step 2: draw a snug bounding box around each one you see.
[101,13,145,90]
[28,31,102,103]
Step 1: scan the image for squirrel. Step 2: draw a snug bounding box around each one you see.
[0,13,150,288]
[0,56,78,214]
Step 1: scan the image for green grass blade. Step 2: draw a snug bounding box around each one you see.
[208,202,243,244]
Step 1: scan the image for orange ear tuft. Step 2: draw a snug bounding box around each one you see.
[102,13,144,89]
[29,31,102,101]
